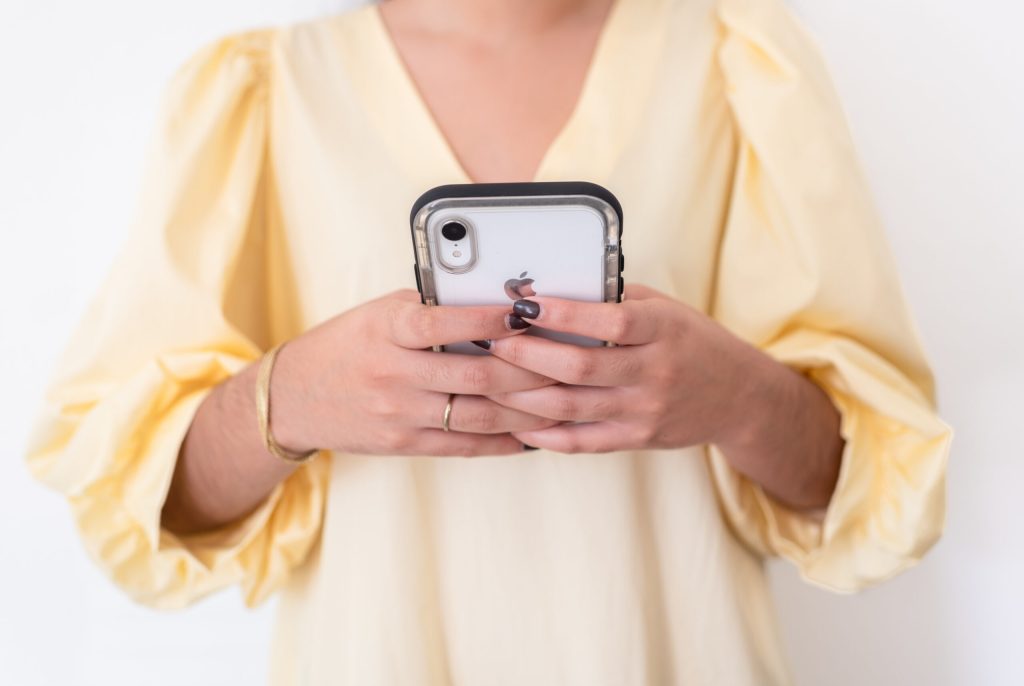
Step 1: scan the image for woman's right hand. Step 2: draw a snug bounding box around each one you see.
[269,289,559,457]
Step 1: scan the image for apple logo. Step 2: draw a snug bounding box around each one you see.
[503,271,536,300]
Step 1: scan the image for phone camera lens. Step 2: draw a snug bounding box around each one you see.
[441,221,467,242]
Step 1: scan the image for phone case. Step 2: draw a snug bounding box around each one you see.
[410,181,624,353]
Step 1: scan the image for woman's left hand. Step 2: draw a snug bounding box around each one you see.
[482,284,779,454]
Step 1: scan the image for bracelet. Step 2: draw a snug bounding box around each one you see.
[255,342,318,464]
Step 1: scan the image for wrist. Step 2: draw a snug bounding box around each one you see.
[711,348,789,455]
[263,338,319,455]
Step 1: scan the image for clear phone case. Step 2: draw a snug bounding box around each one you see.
[410,182,624,353]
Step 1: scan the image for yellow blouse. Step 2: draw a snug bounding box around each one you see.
[26,0,952,683]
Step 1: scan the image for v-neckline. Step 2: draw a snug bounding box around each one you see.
[339,0,670,187]
[368,0,623,185]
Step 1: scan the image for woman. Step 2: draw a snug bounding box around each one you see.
[27,0,952,682]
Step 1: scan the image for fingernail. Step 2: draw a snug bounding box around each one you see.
[506,313,532,330]
[522,444,539,451]
[472,339,492,350]
[512,299,540,319]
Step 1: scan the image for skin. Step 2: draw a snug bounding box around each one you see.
[163,293,550,533]
[161,0,843,534]
[377,0,616,183]
[488,287,843,510]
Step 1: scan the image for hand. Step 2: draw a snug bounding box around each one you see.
[481,284,777,454]
[270,290,560,457]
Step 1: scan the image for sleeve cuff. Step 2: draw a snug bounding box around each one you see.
[708,331,952,592]
[55,350,329,609]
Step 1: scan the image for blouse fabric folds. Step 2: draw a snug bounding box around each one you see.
[26,0,952,683]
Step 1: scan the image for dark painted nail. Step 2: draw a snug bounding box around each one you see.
[522,444,539,451]
[506,313,532,330]
[472,339,492,350]
[512,299,540,319]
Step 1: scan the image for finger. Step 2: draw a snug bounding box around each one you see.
[389,301,527,349]
[397,429,529,458]
[488,385,627,422]
[401,349,557,394]
[388,288,423,303]
[414,393,561,434]
[512,421,642,454]
[622,283,670,301]
[488,334,643,387]
[507,296,660,345]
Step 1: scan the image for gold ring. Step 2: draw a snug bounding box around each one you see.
[442,393,456,432]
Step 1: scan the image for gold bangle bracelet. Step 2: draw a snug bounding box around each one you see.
[255,342,318,464]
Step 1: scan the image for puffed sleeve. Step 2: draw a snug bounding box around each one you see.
[24,29,329,609]
[706,0,952,591]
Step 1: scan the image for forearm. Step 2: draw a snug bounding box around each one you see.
[716,352,844,511]
[161,359,297,535]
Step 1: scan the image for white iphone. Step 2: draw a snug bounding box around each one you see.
[410,181,624,354]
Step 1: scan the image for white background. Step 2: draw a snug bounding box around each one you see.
[2,1,1021,684]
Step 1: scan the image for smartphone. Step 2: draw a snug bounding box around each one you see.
[410,181,624,354]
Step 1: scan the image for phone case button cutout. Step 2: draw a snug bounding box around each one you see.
[413,264,425,304]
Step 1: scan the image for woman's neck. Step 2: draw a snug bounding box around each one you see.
[380,0,610,42]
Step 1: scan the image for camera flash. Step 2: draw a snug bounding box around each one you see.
[452,250,462,258]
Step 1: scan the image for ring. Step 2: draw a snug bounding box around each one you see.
[442,393,456,432]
